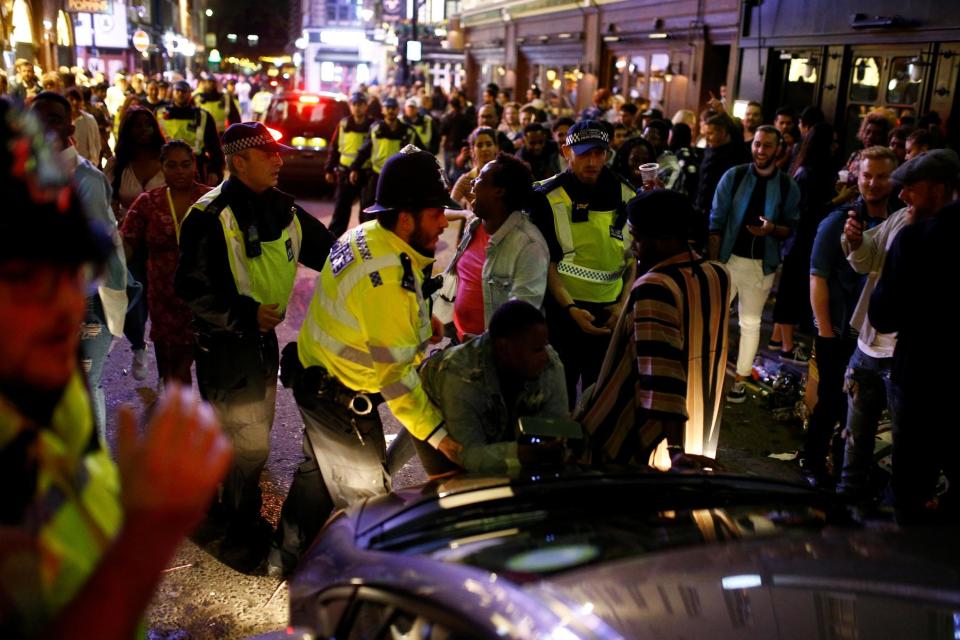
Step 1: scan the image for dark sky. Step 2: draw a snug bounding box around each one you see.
[209,0,291,55]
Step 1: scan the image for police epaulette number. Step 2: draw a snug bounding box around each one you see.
[399,253,417,292]
[330,239,355,275]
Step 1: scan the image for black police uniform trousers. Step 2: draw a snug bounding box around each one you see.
[544,295,616,410]
[195,331,279,539]
[271,389,391,573]
[359,171,379,222]
[329,169,362,239]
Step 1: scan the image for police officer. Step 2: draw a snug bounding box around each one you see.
[350,96,422,216]
[157,80,225,185]
[194,74,241,134]
[530,120,637,407]
[174,122,334,572]
[324,91,374,238]
[400,96,438,154]
[268,145,463,576]
[0,100,230,638]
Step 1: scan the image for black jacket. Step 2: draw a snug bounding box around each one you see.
[696,140,750,215]
[175,178,333,394]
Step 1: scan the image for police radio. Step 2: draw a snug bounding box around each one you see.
[245,224,262,258]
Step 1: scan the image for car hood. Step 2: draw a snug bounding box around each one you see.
[535,526,960,639]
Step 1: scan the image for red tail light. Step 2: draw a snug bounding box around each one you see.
[266,127,283,142]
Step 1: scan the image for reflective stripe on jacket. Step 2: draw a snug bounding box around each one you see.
[0,374,122,636]
[297,220,444,441]
[544,181,634,302]
[193,184,302,312]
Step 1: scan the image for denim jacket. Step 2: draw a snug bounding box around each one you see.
[442,211,550,328]
[419,333,568,474]
[709,164,800,275]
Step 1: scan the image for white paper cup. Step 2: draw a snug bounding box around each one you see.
[639,162,660,186]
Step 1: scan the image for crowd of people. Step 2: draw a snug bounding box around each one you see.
[2,61,957,636]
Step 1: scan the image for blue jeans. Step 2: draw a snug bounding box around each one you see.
[124,264,146,352]
[836,347,900,499]
[80,295,114,441]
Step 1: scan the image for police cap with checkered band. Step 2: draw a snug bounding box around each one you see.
[221,121,293,155]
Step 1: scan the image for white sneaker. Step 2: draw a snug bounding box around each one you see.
[132,348,149,381]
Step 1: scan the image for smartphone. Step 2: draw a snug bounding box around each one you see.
[517,416,584,440]
[854,198,869,227]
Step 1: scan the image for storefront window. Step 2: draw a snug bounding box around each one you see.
[885,56,922,106]
[849,56,880,103]
[11,0,34,46]
[530,64,578,118]
[649,53,669,106]
[627,55,647,99]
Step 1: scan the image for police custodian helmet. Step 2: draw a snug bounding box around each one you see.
[364,145,459,214]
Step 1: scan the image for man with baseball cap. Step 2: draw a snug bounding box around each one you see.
[325,91,374,238]
[350,96,423,215]
[175,121,334,572]
[530,120,637,407]
[401,95,438,154]
[268,145,462,576]
[0,100,231,637]
[577,190,731,468]
[837,148,960,518]
[156,79,225,185]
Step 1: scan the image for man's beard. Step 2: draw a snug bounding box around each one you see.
[410,221,436,257]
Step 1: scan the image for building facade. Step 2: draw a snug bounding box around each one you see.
[733,0,960,151]
[457,0,740,116]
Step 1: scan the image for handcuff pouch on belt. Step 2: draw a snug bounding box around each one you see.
[280,341,375,416]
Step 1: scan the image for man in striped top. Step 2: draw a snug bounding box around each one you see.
[576,190,731,468]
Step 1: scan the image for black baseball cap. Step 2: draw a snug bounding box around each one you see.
[364,145,459,214]
[565,120,610,154]
[382,97,399,108]
[221,121,293,155]
[173,79,191,91]
[350,91,366,104]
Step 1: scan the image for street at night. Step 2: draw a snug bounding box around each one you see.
[3,0,959,637]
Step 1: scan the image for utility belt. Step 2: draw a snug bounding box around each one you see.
[280,342,383,417]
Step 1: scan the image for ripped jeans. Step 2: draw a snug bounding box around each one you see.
[836,347,901,499]
[80,295,114,441]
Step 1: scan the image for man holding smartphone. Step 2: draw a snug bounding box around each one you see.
[708,125,800,403]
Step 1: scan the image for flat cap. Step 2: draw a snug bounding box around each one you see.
[891,148,960,185]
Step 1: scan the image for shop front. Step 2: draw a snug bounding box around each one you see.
[736,0,960,151]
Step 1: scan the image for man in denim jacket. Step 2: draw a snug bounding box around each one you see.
[708,125,800,403]
[420,301,569,474]
[435,153,549,337]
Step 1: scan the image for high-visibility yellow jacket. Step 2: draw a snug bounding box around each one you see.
[0,374,122,636]
[297,220,446,444]
[156,105,210,157]
[537,171,635,303]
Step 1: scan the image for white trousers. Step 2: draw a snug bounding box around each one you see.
[726,255,776,377]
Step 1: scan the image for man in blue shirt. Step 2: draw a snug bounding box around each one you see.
[708,125,800,403]
[801,146,898,487]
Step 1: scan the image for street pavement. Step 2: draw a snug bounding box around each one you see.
[95,189,805,639]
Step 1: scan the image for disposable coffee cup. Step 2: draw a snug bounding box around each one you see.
[639,162,660,187]
[837,169,850,184]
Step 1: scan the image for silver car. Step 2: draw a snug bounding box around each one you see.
[284,470,960,639]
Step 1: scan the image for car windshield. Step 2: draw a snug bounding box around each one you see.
[365,475,839,584]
